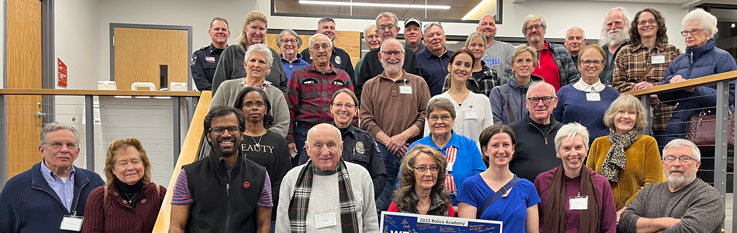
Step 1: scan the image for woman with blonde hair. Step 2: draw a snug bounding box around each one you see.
[388,145,454,216]
[489,45,544,125]
[82,138,165,233]
[212,11,287,95]
[587,94,666,221]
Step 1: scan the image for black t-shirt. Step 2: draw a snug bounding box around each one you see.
[240,131,291,220]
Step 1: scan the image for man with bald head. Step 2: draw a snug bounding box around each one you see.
[276,123,378,232]
[360,38,430,212]
[355,12,421,99]
[477,14,514,82]
[599,7,630,85]
[509,81,563,181]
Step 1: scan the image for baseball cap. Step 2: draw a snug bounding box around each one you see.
[404,18,422,28]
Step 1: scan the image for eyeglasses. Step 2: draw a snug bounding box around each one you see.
[527,96,555,105]
[637,19,656,26]
[280,39,298,44]
[525,24,543,32]
[680,28,704,36]
[664,155,697,164]
[45,142,78,150]
[332,103,355,109]
[242,101,265,108]
[366,35,379,40]
[414,166,440,173]
[378,24,396,31]
[429,114,452,122]
[582,60,603,67]
[209,126,241,135]
[381,50,403,56]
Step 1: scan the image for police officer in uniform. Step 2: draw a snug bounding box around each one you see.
[191,17,231,91]
[300,17,355,82]
[298,89,386,199]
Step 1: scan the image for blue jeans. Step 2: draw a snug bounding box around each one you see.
[375,143,399,212]
[292,125,309,167]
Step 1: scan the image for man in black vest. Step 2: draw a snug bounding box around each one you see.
[170,107,273,233]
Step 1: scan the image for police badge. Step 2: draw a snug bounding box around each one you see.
[355,141,365,154]
[334,56,342,65]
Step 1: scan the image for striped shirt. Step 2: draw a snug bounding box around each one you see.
[172,169,273,208]
[612,43,681,131]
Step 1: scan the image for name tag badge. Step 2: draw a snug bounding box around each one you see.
[651,55,666,64]
[60,215,84,231]
[399,85,413,95]
[315,212,337,228]
[569,195,589,210]
[465,109,478,119]
[586,92,601,101]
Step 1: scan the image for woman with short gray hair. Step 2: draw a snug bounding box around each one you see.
[277,29,309,81]
[660,8,737,142]
[535,123,617,232]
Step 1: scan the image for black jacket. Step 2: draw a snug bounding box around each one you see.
[183,151,267,233]
[355,48,421,99]
[508,116,562,181]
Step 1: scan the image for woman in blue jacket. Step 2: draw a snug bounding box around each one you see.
[661,8,737,142]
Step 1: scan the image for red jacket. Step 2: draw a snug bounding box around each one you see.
[81,182,166,233]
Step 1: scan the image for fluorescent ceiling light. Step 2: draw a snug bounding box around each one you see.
[298,0,451,10]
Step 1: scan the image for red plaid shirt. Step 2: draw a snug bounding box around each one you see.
[286,63,353,142]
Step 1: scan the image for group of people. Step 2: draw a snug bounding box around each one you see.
[0,5,735,233]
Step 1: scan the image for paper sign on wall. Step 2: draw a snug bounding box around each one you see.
[57,58,67,87]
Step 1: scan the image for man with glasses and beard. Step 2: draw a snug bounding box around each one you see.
[599,7,631,85]
[618,139,724,233]
[170,107,273,233]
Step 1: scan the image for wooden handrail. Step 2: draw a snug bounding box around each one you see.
[625,70,737,96]
[0,88,201,97]
[152,91,212,233]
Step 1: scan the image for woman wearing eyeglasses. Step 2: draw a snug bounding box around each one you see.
[425,48,493,146]
[388,145,455,216]
[587,94,666,222]
[611,8,681,145]
[659,8,737,142]
[489,45,544,125]
[408,98,487,207]
[458,125,540,233]
[553,44,619,144]
[212,43,290,138]
[277,29,309,82]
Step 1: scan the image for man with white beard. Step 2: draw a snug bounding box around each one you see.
[599,7,630,85]
[618,139,724,233]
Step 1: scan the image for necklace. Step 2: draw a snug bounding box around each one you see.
[250,134,263,147]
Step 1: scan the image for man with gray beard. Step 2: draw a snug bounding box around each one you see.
[599,7,630,85]
[618,139,724,233]
[360,38,430,212]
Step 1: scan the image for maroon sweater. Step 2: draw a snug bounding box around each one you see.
[82,182,166,233]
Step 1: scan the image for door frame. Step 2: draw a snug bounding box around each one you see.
[109,23,193,90]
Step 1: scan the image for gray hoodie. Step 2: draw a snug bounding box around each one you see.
[488,74,543,125]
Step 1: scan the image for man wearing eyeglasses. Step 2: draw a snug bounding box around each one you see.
[518,14,580,93]
[170,107,273,233]
[360,38,430,212]
[300,17,355,81]
[287,34,353,167]
[355,12,421,99]
[191,17,231,91]
[0,123,104,233]
[618,139,724,233]
[509,81,563,182]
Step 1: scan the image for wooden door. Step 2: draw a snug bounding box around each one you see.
[113,27,189,90]
[6,0,43,178]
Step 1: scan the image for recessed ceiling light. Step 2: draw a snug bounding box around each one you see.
[298,0,451,10]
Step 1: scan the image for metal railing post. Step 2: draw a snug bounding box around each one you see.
[715,80,729,199]
[173,97,181,165]
[84,95,94,171]
[639,95,653,135]
[0,94,7,189]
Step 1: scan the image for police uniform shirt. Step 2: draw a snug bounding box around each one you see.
[191,44,225,91]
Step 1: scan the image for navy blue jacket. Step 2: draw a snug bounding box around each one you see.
[0,162,104,233]
[661,39,737,137]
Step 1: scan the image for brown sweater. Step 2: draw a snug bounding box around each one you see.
[586,134,666,210]
[359,71,430,139]
[81,182,166,233]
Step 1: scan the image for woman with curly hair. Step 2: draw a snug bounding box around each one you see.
[388,145,455,216]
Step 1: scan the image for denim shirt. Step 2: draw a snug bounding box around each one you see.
[40,161,76,212]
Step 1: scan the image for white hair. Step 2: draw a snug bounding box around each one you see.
[554,122,590,153]
[363,24,376,39]
[375,12,398,28]
[662,139,701,161]
[243,43,274,68]
[526,81,555,97]
[566,27,585,38]
[380,38,405,52]
[599,7,631,46]
[682,8,718,38]
[308,33,333,49]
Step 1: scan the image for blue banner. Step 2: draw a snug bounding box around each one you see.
[380,211,503,233]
